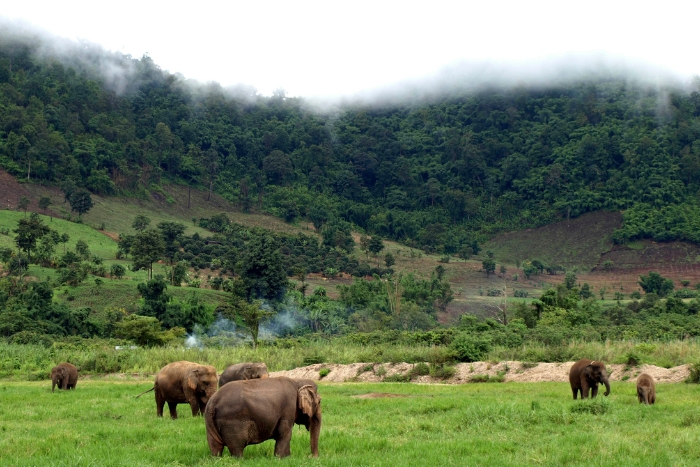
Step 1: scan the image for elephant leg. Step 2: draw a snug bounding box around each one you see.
[189,399,200,417]
[571,387,579,400]
[207,430,225,457]
[198,400,207,416]
[156,391,165,417]
[581,382,590,399]
[168,402,179,419]
[591,385,599,398]
[274,420,294,458]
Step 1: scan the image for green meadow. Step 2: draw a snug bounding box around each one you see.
[1,380,699,466]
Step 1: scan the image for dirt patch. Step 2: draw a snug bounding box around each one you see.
[270,361,691,384]
[353,393,409,398]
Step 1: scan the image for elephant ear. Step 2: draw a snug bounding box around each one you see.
[583,364,593,377]
[298,385,320,417]
[187,368,200,391]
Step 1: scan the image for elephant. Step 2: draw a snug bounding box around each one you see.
[568,359,610,399]
[136,361,217,419]
[218,362,269,387]
[51,362,78,392]
[205,377,322,458]
[636,373,656,404]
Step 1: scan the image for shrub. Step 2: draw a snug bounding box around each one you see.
[303,355,325,365]
[383,373,410,383]
[429,364,456,379]
[469,371,505,383]
[450,333,492,362]
[514,289,529,298]
[319,368,331,378]
[624,352,642,366]
[356,364,374,376]
[686,363,700,384]
[409,362,430,377]
[8,331,53,347]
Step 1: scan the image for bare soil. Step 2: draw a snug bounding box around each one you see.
[271,361,690,384]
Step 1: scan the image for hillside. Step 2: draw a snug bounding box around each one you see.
[3,26,700,259]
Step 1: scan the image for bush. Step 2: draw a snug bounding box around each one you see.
[409,362,430,377]
[469,372,505,383]
[450,333,492,362]
[514,290,529,298]
[429,363,456,379]
[8,331,53,347]
[686,363,700,384]
[383,373,411,382]
[319,368,330,378]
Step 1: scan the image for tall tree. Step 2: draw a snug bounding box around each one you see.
[68,189,93,218]
[240,235,287,301]
[130,229,165,280]
[13,213,50,262]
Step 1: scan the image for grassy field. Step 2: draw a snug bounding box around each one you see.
[1,380,700,466]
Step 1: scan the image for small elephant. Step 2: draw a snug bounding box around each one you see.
[569,359,610,399]
[218,362,269,387]
[51,362,78,392]
[636,373,656,404]
[136,361,217,419]
[205,376,322,458]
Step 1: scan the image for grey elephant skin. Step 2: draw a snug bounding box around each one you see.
[136,361,217,418]
[569,359,610,399]
[51,362,78,392]
[636,373,656,404]
[218,362,269,387]
[205,377,322,458]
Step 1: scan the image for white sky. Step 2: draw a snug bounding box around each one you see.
[2,1,699,98]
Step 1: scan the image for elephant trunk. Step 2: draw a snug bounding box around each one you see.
[602,378,610,397]
[309,414,321,457]
[52,377,57,392]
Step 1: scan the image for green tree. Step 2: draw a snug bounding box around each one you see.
[368,237,384,267]
[17,196,30,217]
[638,271,674,297]
[38,196,51,219]
[157,222,185,263]
[110,263,126,279]
[130,229,165,280]
[564,272,577,289]
[137,276,171,321]
[68,189,93,218]
[240,235,288,301]
[229,299,275,349]
[13,214,50,263]
[482,258,496,278]
[132,215,151,232]
[384,252,395,268]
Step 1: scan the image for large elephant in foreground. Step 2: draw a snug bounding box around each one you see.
[51,362,78,392]
[205,377,322,458]
[569,359,610,399]
[136,361,217,418]
[218,362,269,387]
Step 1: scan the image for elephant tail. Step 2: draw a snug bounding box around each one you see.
[205,403,225,448]
[135,387,155,398]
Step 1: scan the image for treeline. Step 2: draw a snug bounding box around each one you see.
[3,30,700,254]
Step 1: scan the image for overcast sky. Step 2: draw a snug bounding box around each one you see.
[3,1,699,98]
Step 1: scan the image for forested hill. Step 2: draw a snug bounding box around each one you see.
[2,28,700,254]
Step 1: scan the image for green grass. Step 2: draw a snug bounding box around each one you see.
[0,210,118,259]
[1,380,699,466]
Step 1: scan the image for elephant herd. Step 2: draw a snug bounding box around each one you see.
[568,358,656,405]
[48,356,658,458]
[50,360,321,458]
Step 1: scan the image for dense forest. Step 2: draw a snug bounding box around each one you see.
[4,27,700,352]
[2,28,700,255]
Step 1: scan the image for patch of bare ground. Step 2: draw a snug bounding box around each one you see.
[270,361,691,384]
